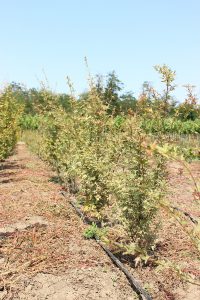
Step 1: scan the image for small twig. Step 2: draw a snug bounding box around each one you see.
[171,206,198,224]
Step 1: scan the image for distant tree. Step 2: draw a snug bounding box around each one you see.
[176,85,200,120]
[57,93,71,111]
[119,92,137,114]
[103,71,123,115]
[154,64,176,115]
[8,82,27,102]
[7,82,31,113]
[136,82,156,116]
[141,81,153,101]
[78,91,89,101]
[95,74,104,99]
[154,64,176,102]
[27,88,46,114]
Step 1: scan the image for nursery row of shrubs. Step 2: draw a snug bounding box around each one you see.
[23,88,166,253]
[0,87,22,160]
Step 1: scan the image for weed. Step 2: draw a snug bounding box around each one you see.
[83,223,107,240]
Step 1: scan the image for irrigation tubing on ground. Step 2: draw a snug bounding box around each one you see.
[95,239,152,300]
[61,192,198,225]
[60,191,152,300]
[170,206,198,224]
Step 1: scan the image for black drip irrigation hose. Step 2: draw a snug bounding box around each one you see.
[60,191,152,300]
[170,206,198,225]
[95,239,152,300]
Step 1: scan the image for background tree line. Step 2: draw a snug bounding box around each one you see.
[7,65,200,122]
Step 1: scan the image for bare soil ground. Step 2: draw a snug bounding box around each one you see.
[0,143,200,300]
[0,143,136,300]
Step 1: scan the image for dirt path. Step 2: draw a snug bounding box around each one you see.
[0,143,137,300]
[167,161,200,218]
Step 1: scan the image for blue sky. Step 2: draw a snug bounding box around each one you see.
[0,0,200,101]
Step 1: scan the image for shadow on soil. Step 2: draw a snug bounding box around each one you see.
[0,161,25,184]
[49,176,63,184]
